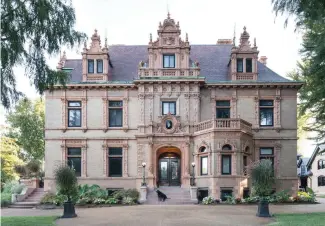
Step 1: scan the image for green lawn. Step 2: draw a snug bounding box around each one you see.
[1,216,58,226]
[270,213,325,226]
[317,195,325,198]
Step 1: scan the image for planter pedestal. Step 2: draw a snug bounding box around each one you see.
[62,201,77,218]
[256,200,271,217]
[139,186,147,203]
[190,187,198,203]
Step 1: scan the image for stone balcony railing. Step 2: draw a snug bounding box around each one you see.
[138,67,201,77]
[194,118,252,134]
[234,73,258,80]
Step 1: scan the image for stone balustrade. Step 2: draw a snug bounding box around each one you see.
[138,67,200,77]
[194,118,252,133]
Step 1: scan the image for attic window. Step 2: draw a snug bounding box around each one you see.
[246,58,252,73]
[163,55,175,68]
[97,60,103,73]
[237,59,243,73]
[88,60,94,73]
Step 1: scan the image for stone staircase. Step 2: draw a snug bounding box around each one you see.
[9,188,46,209]
[145,186,194,205]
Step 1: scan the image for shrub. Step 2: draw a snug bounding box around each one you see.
[112,190,125,201]
[94,198,106,204]
[235,198,242,204]
[78,184,107,201]
[250,159,275,198]
[11,183,26,194]
[14,165,28,178]
[54,164,78,202]
[225,195,236,204]
[105,197,118,204]
[1,193,12,207]
[40,193,56,204]
[26,160,41,175]
[122,196,135,205]
[274,190,291,203]
[202,196,214,205]
[112,189,140,203]
[242,196,259,203]
[2,181,19,194]
[53,193,66,206]
[297,191,316,202]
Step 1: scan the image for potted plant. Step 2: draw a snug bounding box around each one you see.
[250,159,275,217]
[54,164,78,218]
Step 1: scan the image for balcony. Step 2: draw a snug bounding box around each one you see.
[194,118,252,134]
[138,67,200,77]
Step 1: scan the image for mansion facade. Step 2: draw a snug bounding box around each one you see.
[44,13,302,199]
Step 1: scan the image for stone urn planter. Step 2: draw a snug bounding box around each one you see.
[256,198,271,217]
[62,201,77,218]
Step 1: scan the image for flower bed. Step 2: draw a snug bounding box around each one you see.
[200,190,318,205]
[40,184,140,208]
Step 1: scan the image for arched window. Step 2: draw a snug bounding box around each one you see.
[198,146,208,176]
[200,146,207,153]
[318,176,325,186]
[222,144,232,151]
[318,159,325,169]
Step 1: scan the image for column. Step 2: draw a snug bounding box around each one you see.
[81,145,87,177]
[148,142,153,177]
[184,142,190,176]
[123,144,129,177]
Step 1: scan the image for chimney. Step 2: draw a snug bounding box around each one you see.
[259,56,267,65]
[217,39,232,45]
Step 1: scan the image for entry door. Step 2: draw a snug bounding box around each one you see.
[159,158,180,186]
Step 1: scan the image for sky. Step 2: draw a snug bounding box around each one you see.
[0,0,318,156]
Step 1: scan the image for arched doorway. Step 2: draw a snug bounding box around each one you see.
[158,152,181,186]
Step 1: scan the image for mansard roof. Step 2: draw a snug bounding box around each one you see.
[63,44,292,84]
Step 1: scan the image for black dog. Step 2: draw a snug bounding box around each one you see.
[155,189,170,202]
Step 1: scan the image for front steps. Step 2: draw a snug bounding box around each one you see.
[9,188,46,209]
[145,186,194,205]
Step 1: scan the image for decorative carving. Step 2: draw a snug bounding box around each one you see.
[156,113,183,134]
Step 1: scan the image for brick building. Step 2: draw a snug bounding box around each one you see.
[45,13,302,199]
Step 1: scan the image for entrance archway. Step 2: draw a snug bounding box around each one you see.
[156,147,181,186]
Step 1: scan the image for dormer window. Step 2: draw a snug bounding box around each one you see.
[246,58,252,72]
[88,59,94,73]
[237,58,243,72]
[97,59,103,73]
[163,54,175,68]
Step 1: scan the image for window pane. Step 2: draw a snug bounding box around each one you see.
[68,101,81,107]
[109,101,123,107]
[169,102,176,115]
[216,101,230,106]
[200,147,207,153]
[67,157,81,177]
[222,155,231,174]
[162,102,176,115]
[260,148,273,155]
[169,55,175,68]
[109,157,122,177]
[109,109,123,127]
[216,108,230,118]
[246,58,252,72]
[67,148,81,156]
[88,60,94,73]
[109,147,122,156]
[259,100,274,106]
[97,60,103,73]
[237,59,243,72]
[163,56,170,68]
[221,190,233,201]
[260,108,273,126]
[68,109,81,127]
[201,156,208,175]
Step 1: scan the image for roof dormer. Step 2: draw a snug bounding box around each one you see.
[138,13,200,77]
[82,29,110,82]
[229,27,259,81]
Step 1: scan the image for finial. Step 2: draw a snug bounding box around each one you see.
[233,23,236,46]
[243,26,246,32]
[104,37,108,48]
[84,40,87,48]
[150,33,152,42]
[254,37,256,47]
[167,11,170,19]
[186,33,188,42]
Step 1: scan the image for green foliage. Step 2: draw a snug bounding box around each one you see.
[1,0,87,109]
[112,189,139,203]
[1,192,12,207]
[251,159,275,198]
[274,190,291,203]
[105,197,118,204]
[40,193,57,204]
[272,213,325,226]
[0,137,23,184]
[78,184,107,201]
[122,196,135,205]
[11,183,25,194]
[2,181,19,194]
[272,0,325,143]
[93,198,106,204]
[297,191,316,202]
[202,196,214,205]
[6,98,45,161]
[14,165,28,178]
[26,159,41,176]
[53,164,78,202]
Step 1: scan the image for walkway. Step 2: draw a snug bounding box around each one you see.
[2,202,325,226]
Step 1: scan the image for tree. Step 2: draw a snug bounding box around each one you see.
[0,136,23,184]
[272,0,325,144]
[1,0,86,109]
[6,98,45,161]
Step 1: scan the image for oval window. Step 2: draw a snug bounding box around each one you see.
[166,120,173,129]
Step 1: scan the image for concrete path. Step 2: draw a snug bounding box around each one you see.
[1,203,325,226]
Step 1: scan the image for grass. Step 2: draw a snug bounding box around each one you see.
[269,212,325,226]
[317,195,325,198]
[1,216,58,226]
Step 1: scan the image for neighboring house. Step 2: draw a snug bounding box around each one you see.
[297,155,310,191]
[306,144,325,194]
[44,13,303,199]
